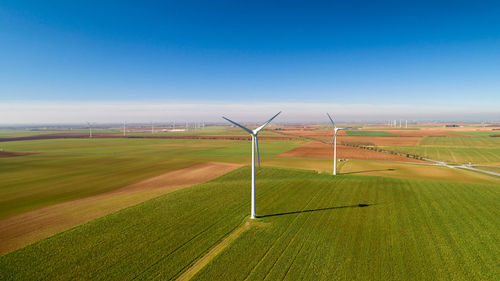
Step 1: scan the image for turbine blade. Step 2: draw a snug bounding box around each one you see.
[326,113,335,127]
[222,117,254,135]
[255,135,261,170]
[254,111,282,133]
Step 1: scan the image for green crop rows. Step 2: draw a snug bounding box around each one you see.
[382,136,500,164]
[0,138,304,218]
[419,136,500,148]
[1,167,498,280]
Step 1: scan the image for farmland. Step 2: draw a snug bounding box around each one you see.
[1,167,498,280]
[383,135,500,165]
[345,130,398,137]
[0,125,498,280]
[2,2,500,279]
[0,138,304,219]
[278,141,425,163]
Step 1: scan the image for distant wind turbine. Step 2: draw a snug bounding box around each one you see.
[86,121,93,138]
[222,111,281,219]
[123,121,126,136]
[327,113,344,175]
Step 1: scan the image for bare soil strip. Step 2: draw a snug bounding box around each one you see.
[0,162,241,255]
[176,221,254,281]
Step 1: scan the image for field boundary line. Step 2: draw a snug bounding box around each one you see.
[175,220,254,281]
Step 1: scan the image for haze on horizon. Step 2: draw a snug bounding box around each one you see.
[1,1,499,124]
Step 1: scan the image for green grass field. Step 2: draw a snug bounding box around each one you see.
[0,126,281,138]
[381,135,500,164]
[0,129,96,138]
[474,166,500,174]
[451,131,500,137]
[0,138,304,218]
[1,167,498,280]
[385,145,500,164]
[345,130,398,137]
[419,136,500,147]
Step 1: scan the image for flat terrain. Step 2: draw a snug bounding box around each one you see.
[1,167,498,280]
[340,136,422,146]
[339,159,499,184]
[345,130,398,136]
[0,162,241,255]
[1,125,498,280]
[384,137,500,164]
[278,141,425,163]
[0,138,303,219]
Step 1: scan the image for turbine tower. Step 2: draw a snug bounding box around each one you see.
[222,111,281,219]
[86,121,93,138]
[327,113,343,175]
[123,121,126,136]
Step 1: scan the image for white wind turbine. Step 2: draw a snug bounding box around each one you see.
[223,111,281,219]
[327,113,343,175]
[86,121,93,138]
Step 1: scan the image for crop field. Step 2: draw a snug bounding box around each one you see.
[475,166,500,173]
[0,126,282,139]
[1,167,498,280]
[338,159,499,184]
[278,141,425,163]
[451,131,500,137]
[345,130,398,137]
[419,136,500,147]
[1,125,498,280]
[384,145,500,164]
[0,129,120,138]
[0,138,304,219]
[341,136,422,146]
[383,135,500,165]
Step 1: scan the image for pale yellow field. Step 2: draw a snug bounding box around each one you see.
[265,158,499,185]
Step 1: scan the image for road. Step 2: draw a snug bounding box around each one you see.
[423,158,500,177]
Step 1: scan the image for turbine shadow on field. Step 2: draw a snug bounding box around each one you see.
[342,168,395,174]
[259,203,372,218]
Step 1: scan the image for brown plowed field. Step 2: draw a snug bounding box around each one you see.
[273,130,422,146]
[0,162,241,255]
[278,130,346,136]
[278,141,426,163]
[341,136,422,146]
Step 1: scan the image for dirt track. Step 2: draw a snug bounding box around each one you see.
[278,141,426,163]
[0,162,242,255]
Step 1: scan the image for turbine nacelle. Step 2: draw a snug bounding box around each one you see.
[222,111,281,170]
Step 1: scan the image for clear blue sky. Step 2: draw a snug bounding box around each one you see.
[0,1,499,122]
